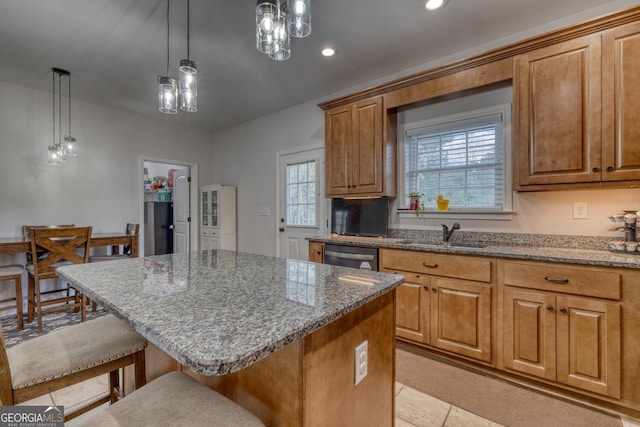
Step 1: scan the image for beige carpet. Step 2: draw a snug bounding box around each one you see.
[396,344,622,427]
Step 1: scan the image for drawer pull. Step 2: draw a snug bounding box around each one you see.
[544,276,569,284]
[422,262,438,268]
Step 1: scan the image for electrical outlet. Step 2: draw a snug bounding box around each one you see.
[573,202,588,220]
[354,340,368,385]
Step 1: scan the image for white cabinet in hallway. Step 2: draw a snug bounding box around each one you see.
[200,185,236,251]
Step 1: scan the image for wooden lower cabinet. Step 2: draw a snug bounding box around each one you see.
[502,269,622,399]
[308,242,324,263]
[382,265,492,363]
[431,278,492,363]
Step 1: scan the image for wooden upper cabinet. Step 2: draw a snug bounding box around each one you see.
[325,105,352,196]
[602,21,640,181]
[324,96,396,197]
[515,34,602,186]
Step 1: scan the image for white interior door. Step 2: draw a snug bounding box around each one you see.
[277,148,327,260]
[173,169,190,253]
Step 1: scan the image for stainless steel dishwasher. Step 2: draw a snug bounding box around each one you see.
[323,244,378,271]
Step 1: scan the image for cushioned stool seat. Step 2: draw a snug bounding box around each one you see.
[7,314,146,389]
[76,371,265,426]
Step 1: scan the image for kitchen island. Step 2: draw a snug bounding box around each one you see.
[57,250,403,426]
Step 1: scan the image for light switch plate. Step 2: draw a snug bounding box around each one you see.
[354,340,368,385]
[258,206,270,216]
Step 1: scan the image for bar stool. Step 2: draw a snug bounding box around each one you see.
[0,265,24,330]
[75,371,264,426]
[0,314,147,422]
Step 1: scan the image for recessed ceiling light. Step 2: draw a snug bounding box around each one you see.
[322,47,336,57]
[425,0,447,10]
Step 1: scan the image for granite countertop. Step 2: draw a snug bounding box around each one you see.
[57,250,404,376]
[310,235,640,269]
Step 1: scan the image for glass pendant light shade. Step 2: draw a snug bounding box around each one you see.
[48,145,61,165]
[256,0,278,54]
[64,135,77,157]
[158,76,178,114]
[179,59,197,112]
[287,0,310,38]
[269,7,290,61]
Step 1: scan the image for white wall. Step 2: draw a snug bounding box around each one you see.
[0,80,215,242]
[212,0,640,256]
[211,101,324,256]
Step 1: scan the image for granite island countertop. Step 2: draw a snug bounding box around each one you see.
[57,250,404,376]
[309,235,640,269]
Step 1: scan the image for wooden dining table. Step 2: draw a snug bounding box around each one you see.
[0,232,139,257]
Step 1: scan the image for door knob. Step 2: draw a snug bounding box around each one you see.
[279,227,285,232]
[169,225,175,230]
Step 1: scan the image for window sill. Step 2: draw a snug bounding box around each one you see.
[396,209,514,221]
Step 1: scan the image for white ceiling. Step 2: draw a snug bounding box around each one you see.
[0,0,632,132]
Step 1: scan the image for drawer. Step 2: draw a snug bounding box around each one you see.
[210,228,220,237]
[201,229,210,236]
[503,261,621,300]
[380,249,492,283]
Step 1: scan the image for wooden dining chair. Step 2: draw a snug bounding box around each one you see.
[0,265,24,331]
[74,371,264,426]
[22,224,75,264]
[90,223,139,262]
[0,314,147,422]
[26,226,91,333]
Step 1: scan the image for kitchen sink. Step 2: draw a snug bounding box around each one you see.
[407,241,486,249]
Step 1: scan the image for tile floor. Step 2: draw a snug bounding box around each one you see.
[18,375,640,427]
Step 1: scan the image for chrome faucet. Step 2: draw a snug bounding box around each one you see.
[442,222,460,245]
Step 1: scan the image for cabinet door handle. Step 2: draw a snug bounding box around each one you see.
[607,166,614,172]
[422,262,438,268]
[559,307,567,314]
[592,167,600,173]
[432,287,437,292]
[423,286,429,290]
[544,276,569,284]
[546,305,554,312]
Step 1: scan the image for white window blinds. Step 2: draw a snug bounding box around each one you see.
[404,110,505,210]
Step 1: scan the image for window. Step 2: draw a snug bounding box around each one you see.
[286,160,317,226]
[402,104,511,212]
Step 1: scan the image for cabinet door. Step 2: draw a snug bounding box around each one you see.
[308,242,324,263]
[351,96,383,195]
[325,105,352,196]
[391,272,429,344]
[430,278,491,362]
[201,236,215,251]
[602,21,640,181]
[503,289,556,381]
[556,296,621,398]
[515,34,602,186]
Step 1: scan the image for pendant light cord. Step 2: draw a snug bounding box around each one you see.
[187,0,190,60]
[52,71,55,145]
[166,0,170,76]
[58,72,62,146]
[68,72,71,135]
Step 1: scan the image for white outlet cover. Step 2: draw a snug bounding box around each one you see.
[355,340,368,385]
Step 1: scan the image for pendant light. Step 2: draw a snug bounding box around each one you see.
[179,0,197,112]
[256,0,310,61]
[158,0,177,114]
[63,69,77,158]
[48,68,74,165]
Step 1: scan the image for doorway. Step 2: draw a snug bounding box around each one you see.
[140,157,198,256]
[276,146,328,260]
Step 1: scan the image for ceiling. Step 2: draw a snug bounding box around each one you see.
[0,0,628,132]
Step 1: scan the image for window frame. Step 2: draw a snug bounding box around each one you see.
[397,103,513,220]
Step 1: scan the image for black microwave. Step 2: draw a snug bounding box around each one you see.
[330,197,389,237]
